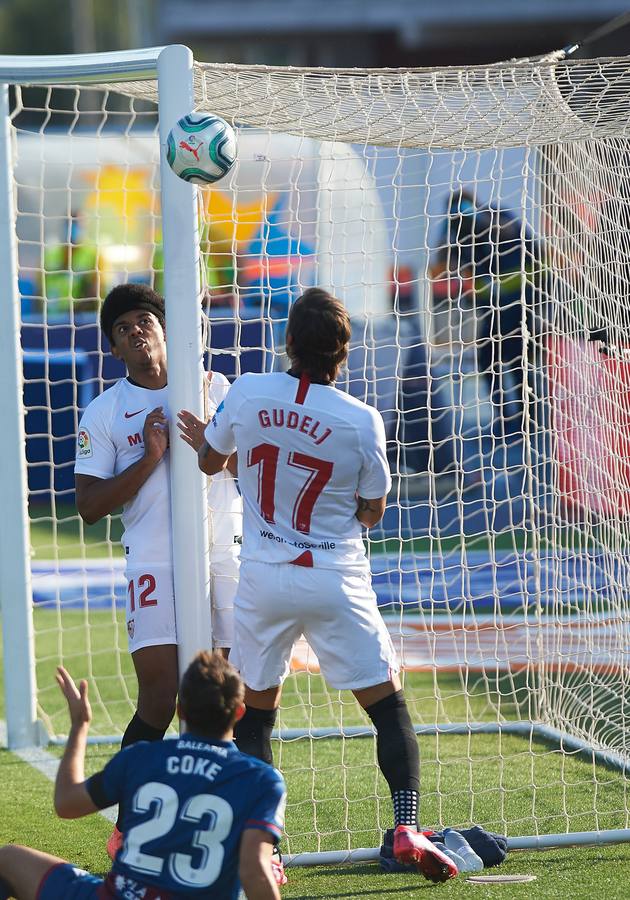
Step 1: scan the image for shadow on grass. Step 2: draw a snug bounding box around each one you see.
[287,889,431,900]
[287,865,437,898]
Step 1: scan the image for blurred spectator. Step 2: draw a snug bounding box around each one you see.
[153,229,240,312]
[433,189,534,442]
[389,264,417,314]
[384,264,458,481]
[42,211,100,315]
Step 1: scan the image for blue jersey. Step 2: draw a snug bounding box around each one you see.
[86,734,286,899]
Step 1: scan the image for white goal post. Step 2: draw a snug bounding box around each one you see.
[1,45,630,865]
[0,46,211,749]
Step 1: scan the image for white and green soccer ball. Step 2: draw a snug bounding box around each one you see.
[166,113,237,185]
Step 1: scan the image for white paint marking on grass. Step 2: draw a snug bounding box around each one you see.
[13,745,60,784]
[1,719,116,824]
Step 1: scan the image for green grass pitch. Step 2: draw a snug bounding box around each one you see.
[1,745,630,899]
[0,506,629,896]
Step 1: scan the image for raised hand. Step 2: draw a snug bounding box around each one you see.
[177,409,208,452]
[55,665,92,730]
[143,406,169,463]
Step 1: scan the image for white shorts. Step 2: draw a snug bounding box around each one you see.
[125,558,237,653]
[210,545,239,649]
[125,564,177,654]
[231,560,399,691]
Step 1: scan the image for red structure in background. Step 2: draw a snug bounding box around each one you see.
[547,335,630,518]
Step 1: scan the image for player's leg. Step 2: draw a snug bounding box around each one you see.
[113,566,179,851]
[129,643,179,734]
[209,547,239,659]
[476,309,504,437]
[297,566,420,826]
[228,561,296,888]
[302,568,457,883]
[234,684,288,888]
[106,643,179,854]
[234,684,282,765]
[123,565,179,738]
[353,680,455,880]
[0,846,102,900]
[498,320,524,438]
[231,561,299,765]
[0,845,59,900]
[353,675,422,821]
[234,682,289,888]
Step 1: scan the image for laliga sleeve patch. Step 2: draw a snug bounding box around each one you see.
[77,428,93,458]
[211,399,225,428]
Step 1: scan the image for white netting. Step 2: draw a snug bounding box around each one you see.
[12,84,161,736]
[6,53,630,857]
[108,56,630,149]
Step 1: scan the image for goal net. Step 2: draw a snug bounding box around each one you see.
[3,48,630,861]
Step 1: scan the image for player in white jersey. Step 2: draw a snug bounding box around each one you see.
[182,288,458,884]
[74,283,241,858]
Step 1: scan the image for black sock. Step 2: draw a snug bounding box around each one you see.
[392,790,419,829]
[233,706,277,765]
[116,712,167,828]
[365,690,420,828]
[121,712,167,750]
[0,877,12,900]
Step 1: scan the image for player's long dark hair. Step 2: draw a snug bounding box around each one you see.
[286,287,351,383]
[179,651,244,738]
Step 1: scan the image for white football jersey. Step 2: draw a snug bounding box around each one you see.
[74,373,242,567]
[204,371,391,570]
[206,371,242,551]
[74,378,172,567]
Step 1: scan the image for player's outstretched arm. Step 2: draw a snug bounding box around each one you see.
[177,410,238,473]
[238,831,281,900]
[355,495,387,528]
[53,667,98,819]
[176,408,207,450]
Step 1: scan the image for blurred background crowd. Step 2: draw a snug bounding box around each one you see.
[6,0,630,522]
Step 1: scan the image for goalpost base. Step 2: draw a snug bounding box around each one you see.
[284,828,630,867]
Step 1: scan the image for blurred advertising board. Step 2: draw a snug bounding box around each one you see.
[547,334,630,518]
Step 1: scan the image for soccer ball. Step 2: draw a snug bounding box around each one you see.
[166,113,237,185]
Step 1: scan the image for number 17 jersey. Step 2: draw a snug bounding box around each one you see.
[205,372,391,570]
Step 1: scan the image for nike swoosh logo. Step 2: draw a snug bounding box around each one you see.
[124,408,147,419]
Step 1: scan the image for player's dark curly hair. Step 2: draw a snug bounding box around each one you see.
[179,651,244,738]
[286,287,351,383]
[100,283,165,346]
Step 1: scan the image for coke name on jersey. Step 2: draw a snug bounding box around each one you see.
[258,408,332,446]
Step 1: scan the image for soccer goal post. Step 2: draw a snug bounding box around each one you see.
[1,45,630,862]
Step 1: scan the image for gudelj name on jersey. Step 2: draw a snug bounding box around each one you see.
[257,407,332,446]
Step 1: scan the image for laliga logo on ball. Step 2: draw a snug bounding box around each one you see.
[166,112,237,185]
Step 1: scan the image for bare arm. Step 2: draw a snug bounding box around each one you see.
[75,407,168,524]
[197,439,231,477]
[226,452,238,477]
[53,667,99,819]
[177,409,237,475]
[239,831,280,900]
[355,495,387,528]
